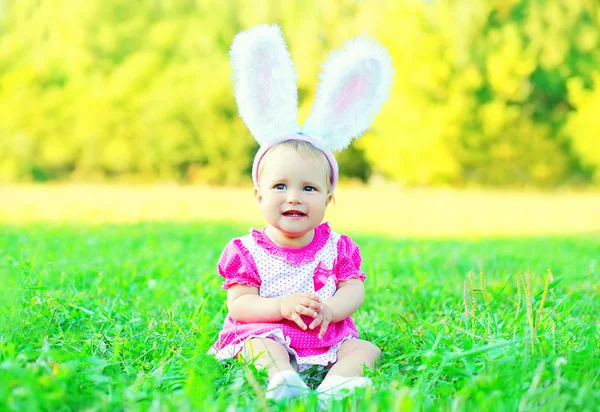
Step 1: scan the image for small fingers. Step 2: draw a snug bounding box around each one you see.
[300,293,321,302]
[309,315,323,330]
[318,318,331,339]
[295,304,318,318]
[291,312,307,330]
[300,298,322,312]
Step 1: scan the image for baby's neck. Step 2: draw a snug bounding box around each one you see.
[265,226,314,249]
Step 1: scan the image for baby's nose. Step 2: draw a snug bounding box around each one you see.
[287,191,302,203]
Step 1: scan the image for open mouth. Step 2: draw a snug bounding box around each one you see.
[282,210,306,217]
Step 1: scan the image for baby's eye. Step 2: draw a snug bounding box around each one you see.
[303,186,317,192]
[274,183,286,190]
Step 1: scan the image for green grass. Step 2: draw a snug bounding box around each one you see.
[0,222,599,411]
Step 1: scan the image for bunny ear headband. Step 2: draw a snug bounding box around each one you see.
[230,24,394,189]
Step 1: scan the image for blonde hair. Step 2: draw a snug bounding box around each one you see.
[257,140,333,195]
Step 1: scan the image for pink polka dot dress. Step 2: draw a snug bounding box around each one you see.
[208,222,366,371]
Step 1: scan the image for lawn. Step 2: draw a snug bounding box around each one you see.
[1,220,599,411]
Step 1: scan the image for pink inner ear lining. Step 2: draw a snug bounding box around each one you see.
[255,48,272,115]
[335,73,369,114]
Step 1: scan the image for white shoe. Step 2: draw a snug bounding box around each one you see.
[265,370,310,401]
[317,375,372,408]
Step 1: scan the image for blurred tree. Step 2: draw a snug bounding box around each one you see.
[0,0,598,187]
[564,74,600,184]
[371,0,599,187]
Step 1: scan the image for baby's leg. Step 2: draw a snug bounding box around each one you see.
[243,337,294,379]
[327,338,382,377]
[242,338,309,401]
[317,339,381,404]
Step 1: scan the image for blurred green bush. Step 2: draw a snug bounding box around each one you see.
[0,0,598,187]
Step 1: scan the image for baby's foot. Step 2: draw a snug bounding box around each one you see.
[317,375,372,408]
[265,370,310,401]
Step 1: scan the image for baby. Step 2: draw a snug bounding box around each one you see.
[209,24,393,406]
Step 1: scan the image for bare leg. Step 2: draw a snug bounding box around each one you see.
[242,338,309,401]
[326,339,382,377]
[242,337,294,379]
[317,339,382,405]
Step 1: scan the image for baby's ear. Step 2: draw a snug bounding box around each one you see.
[230,24,300,145]
[302,36,394,152]
[253,187,262,205]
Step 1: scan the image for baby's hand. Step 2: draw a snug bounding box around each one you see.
[309,303,333,339]
[279,293,322,330]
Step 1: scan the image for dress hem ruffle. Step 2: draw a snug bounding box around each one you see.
[208,329,356,372]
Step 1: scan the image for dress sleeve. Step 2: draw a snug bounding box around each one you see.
[218,239,262,290]
[334,235,366,282]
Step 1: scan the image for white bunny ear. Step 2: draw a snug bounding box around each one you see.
[302,36,394,152]
[230,24,300,146]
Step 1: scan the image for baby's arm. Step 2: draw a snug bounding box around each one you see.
[228,284,322,329]
[326,278,365,322]
[309,278,365,338]
[227,284,282,323]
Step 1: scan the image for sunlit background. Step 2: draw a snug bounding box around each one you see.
[1,0,599,236]
[1,4,600,409]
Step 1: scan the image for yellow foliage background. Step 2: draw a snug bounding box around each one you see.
[0,0,599,187]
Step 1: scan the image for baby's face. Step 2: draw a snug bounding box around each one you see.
[254,145,332,241]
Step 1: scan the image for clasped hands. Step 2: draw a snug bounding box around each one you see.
[279,293,332,338]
